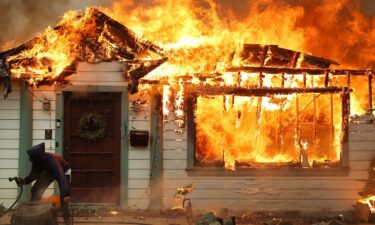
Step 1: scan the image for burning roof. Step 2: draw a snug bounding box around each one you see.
[0,8,167,97]
[237,44,339,69]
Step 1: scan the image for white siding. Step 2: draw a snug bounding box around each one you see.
[31,85,57,198]
[161,114,375,212]
[65,62,127,86]
[0,81,20,207]
[31,86,56,152]
[127,92,151,209]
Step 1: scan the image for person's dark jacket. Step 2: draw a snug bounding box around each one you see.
[24,143,70,197]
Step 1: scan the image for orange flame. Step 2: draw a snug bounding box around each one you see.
[2,0,374,169]
[359,195,375,213]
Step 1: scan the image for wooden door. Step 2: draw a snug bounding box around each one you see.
[64,92,121,203]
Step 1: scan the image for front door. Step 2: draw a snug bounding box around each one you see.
[64,92,121,203]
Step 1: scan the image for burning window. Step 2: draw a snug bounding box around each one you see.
[189,86,349,170]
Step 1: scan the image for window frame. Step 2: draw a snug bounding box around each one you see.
[186,87,350,176]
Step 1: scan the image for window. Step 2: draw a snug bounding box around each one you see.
[186,85,350,176]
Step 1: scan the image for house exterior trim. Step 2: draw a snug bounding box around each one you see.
[55,92,64,155]
[120,89,129,208]
[18,82,32,200]
[149,94,163,209]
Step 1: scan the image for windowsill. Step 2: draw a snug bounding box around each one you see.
[186,167,350,176]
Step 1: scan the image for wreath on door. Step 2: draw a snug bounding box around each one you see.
[77,111,107,142]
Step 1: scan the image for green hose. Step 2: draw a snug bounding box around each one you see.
[0,178,23,218]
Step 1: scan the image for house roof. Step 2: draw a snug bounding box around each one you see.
[239,44,339,69]
[0,8,167,97]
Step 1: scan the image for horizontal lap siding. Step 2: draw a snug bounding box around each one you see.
[161,119,375,211]
[66,62,127,86]
[127,93,151,209]
[32,88,56,152]
[0,81,20,207]
[31,87,57,197]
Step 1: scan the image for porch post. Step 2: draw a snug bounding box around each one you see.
[55,92,63,155]
[341,87,350,168]
[120,89,129,208]
[18,82,32,201]
[186,95,196,169]
[149,94,163,209]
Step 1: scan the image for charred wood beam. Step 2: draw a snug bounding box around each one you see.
[127,57,168,94]
[227,66,374,76]
[325,72,329,87]
[139,79,161,85]
[91,9,165,56]
[186,85,346,96]
[0,39,34,58]
[341,87,350,167]
[369,73,373,110]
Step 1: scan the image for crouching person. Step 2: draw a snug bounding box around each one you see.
[17,143,72,225]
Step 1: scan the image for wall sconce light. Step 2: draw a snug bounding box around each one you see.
[42,99,51,111]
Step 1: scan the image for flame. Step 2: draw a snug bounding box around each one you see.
[359,196,375,213]
[110,211,119,216]
[42,194,61,208]
[195,92,342,168]
[163,85,171,117]
[2,0,374,170]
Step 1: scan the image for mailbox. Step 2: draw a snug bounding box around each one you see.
[130,130,149,147]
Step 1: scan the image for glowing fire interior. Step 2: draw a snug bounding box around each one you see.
[195,92,342,169]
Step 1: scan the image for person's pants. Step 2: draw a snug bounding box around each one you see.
[30,170,71,225]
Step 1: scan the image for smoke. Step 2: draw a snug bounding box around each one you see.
[0,0,111,51]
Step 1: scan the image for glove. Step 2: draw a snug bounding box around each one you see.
[16,178,25,187]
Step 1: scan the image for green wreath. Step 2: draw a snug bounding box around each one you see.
[77,111,107,142]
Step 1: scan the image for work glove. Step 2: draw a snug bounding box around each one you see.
[16,178,25,187]
[9,177,24,187]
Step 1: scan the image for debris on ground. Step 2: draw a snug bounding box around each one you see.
[2,204,373,225]
[0,203,5,216]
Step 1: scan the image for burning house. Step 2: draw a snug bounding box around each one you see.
[0,4,375,216]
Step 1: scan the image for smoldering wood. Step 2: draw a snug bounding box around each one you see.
[227,66,374,76]
[341,87,350,167]
[239,44,338,69]
[264,45,299,68]
[186,94,197,169]
[90,9,165,57]
[186,85,345,97]
[240,44,268,67]
[299,53,337,69]
[0,39,33,58]
[324,72,329,87]
[128,58,168,94]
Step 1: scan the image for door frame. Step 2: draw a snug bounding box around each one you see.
[55,85,129,208]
